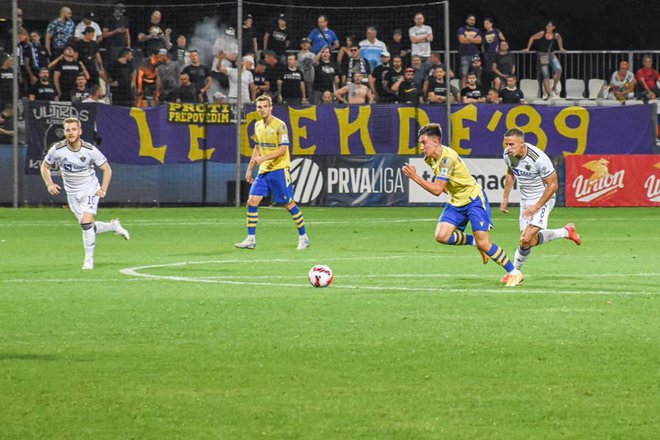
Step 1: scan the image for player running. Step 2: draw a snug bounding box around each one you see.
[499,127,581,283]
[40,117,130,270]
[403,123,524,287]
[234,95,310,250]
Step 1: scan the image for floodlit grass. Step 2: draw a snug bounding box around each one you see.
[0,206,658,439]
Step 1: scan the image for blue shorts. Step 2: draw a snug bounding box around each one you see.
[249,168,295,204]
[439,191,493,232]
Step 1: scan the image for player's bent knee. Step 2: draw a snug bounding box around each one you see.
[434,231,451,244]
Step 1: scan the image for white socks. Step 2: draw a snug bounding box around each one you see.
[514,246,531,271]
[537,228,568,245]
[95,221,115,234]
[82,227,96,260]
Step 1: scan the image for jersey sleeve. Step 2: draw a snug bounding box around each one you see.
[44,146,57,165]
[435,155,455,182]
[277,122,290,147]
[91,147,108,167]
[536,154,555,178]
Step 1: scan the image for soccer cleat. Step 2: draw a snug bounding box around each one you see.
[112,218,130,240]
[505,272,525,287]
[501,273,511,284]
[234,237,256,249]
[297,236,310,250]
[565,223,581,246]
[479,249,489,265]
[82,257,94,270]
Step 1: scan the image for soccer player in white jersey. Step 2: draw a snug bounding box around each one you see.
[40,117,130,269]
[500,127,581,283]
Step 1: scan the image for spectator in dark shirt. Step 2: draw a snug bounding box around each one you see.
[389,29,409,63]
[486,88,501,104]
[242,14,258,56]
[75,26,104,85]
[370,51,391,102]
[29,67,59,101]
[107,47,135,106]
[170,34,191,67]
[263,14,289,63]
[313,46,339,103]
[278,53,306,105]
[426,66,459,104]
[263,50,284,100]
[137,10,172,58]
[70,74,91,102]
[176,72,200,103]
[392,67,422,104]
[157,49,180,103]
[492,40,515,90]
[102,3,131,68]
[182,50,212,102]
[344,44,371,86]
[500,75,525,104]
[383,55,405,101]
[0,56,15,109]
[29,31,51,72]
[51,45,89,101]
[17,28,36,97]
[457,14,482,88]
[252,60,270,99]
[461,71,486,103]
[482,18,506,85]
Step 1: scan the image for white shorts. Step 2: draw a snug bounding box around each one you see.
[68,191,100,222]
[519,197,555,231]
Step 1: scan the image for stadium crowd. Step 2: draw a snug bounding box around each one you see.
[1,3,659,110]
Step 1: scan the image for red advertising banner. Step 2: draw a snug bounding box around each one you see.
[565,155,660,207]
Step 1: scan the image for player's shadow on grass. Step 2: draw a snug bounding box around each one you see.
[0,352,89,362]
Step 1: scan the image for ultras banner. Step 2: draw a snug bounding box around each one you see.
[26,102,656,169]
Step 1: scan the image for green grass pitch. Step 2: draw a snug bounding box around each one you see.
[0,206,658,439]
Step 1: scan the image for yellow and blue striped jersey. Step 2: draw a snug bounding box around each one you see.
[425,145,482,206]
[254,117,290,173]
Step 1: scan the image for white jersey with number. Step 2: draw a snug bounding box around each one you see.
[44,139,107,196]
[503,143,555,202]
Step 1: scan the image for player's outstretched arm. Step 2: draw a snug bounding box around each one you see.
[402,163,447,196]
[40,161,61,195]
[97,162,112,198]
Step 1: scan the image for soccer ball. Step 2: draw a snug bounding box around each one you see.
[308,265,333,288]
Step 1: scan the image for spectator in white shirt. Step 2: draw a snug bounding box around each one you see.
[409,12,433,67]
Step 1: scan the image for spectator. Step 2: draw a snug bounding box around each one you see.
[171,34,191,67]
[252,60,270,99]
[389,29,409,63]
[457,14,482,88]
[298,38,315,101]
[137,10,172,58]
[51,45,88,101]
[75,26,104,85]
[392,67,422,104]
[383,55,405,101]
[29,67,59,101]
[321,90,334,104]
[492,40,515,90]
[182,50,212,102]
[263,14,289,63]
[82,84,107,103]
[70,74,91,102]
[344,44,371,86]
[137,54,159,107]
[334,72,373,104]
[426,66,458,104]
[0,104,15,144]
[526,20,565,99]
[308,15,339,54]
[29,32,51,72]
[607,60,636,102]
[214,53,255,105]
[359,26,388,71]
[410,55,426,90]
[157,49,180,103]
[107,47,135,106]
[313,46,339,103]
[337,35,355,81]
[500,75,525,104]
[17,28,36,97]
[409,12,433,66]
[241,14,258,56]
[176,72,200,103]
[486,88,500,104]
[370,51,390,102]
[46,6,75,59]
[263,50,284,100]
[461,71,486,103]
[482,18,506,84]
[469,55,487,90]
[424,51,451,96]
[74,11,102,41]
[635,55,660,102]
[278,53,306,105]
[0,56,14,108]
[102,2,131,67]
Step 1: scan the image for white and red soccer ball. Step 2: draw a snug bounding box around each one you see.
[308,265,333,288]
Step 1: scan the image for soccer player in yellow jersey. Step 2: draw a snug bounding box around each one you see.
[235,95,310,250]
[402,123,524,286]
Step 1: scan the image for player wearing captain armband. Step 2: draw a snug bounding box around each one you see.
[500,127,581,284]
[402,123,524,287]
[235,95,310,250]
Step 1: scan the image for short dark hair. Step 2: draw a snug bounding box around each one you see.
[418,123,443,140]
[504,127,525,139]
